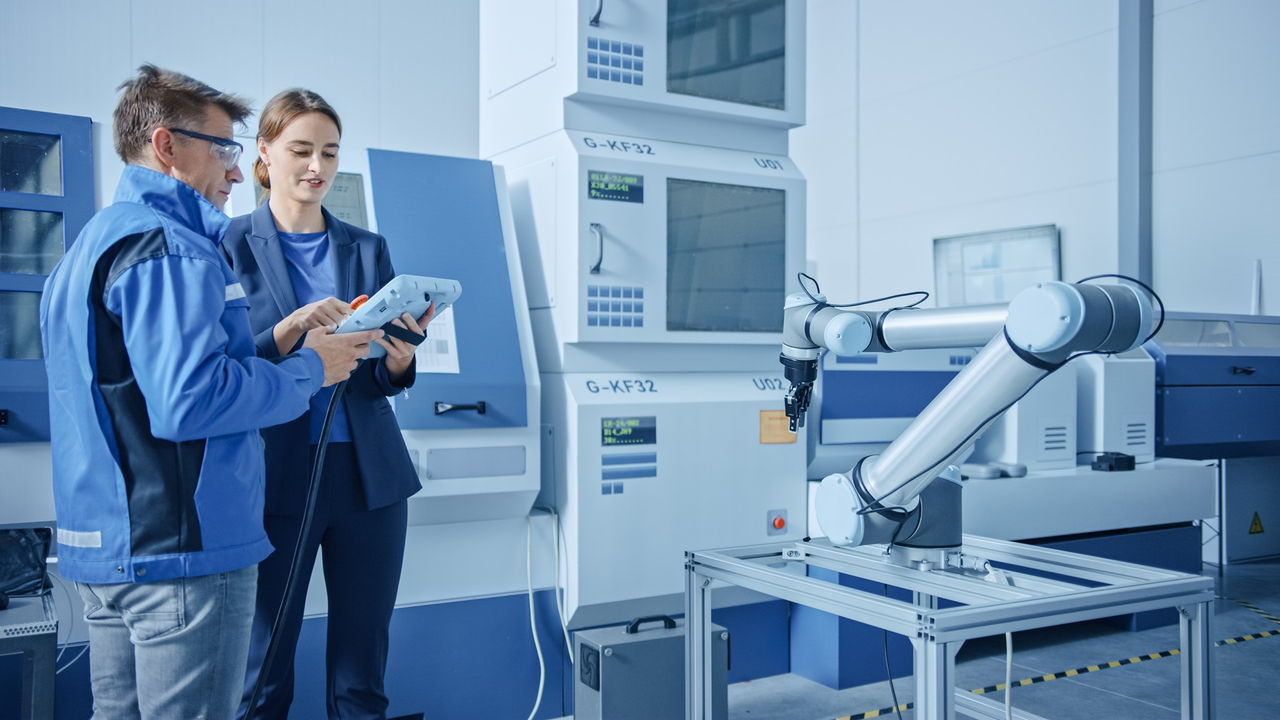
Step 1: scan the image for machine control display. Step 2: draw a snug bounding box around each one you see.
[588,170,644,203]
[601,416,656,446]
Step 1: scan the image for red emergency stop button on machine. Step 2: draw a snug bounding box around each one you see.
[772,516,786,530]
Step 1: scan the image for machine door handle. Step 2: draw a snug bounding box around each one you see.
[589,0,603,26]
[625,615,676,634]
[434,401,486,415]
[1231,366,1257,375]
[588,222,604,274]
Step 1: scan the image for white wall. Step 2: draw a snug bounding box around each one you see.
[796,0,1120,304]
[0,0,479,214]
[790,0,859,298]
[796,0,1280,314]
[1152,0,1280,313]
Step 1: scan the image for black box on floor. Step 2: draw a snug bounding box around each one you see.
[574,616,728,720]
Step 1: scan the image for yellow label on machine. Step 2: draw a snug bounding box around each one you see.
[1250,512,1264,535]
[759,410,797,444]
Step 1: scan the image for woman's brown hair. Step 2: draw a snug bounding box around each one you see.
[254,89,342,190]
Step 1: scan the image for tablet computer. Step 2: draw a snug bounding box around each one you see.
[335,275,462,358]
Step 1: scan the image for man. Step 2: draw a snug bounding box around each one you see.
[39,65,381,719]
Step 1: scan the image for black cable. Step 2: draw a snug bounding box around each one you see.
[882,584,904,720]
[798,272,928,310]
[886,505,918,546]
[243,377,348,720]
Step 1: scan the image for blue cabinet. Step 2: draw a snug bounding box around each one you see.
[0,107,94,442]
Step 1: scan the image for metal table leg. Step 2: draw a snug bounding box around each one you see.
[1180,600,1215,719]
[686,559,713,720]
[913,635,957,720]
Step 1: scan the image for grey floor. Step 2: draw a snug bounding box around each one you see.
[559,558,1280,719]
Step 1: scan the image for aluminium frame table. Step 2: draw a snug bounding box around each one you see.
[686,535,1215,720]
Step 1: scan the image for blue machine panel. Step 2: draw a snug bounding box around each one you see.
[0,107,94,443]
[790,568,912,689]
[367,150,527,429]
[821,369,957,421]
[1146,312,1280,458]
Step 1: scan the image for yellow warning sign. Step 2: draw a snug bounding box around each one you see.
[759,410,797,444]
[1249,512,1264,535]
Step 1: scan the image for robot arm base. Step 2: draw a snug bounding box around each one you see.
[816,463,964,553]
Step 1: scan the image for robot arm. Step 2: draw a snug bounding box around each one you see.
[781,299,1008,430]
[781,280,1158,547]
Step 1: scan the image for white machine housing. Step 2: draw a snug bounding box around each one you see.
[1075,348,1156,463]
[500,129,811,624]
[969,364,1078,472]
[545,371,806,627]
[498,129,806,364]
[479,0,805,157]
[481,0,810,627]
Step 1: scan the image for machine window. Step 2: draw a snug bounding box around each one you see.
[0,208,65,274]
[666,178,784,332]
[0,290,43,360]
[1234,321,1280,348]
[667,0,786,110]
[0,129,63,195]
[1157,319,1233,347]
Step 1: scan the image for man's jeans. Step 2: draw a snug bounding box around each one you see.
[76,565,257,720]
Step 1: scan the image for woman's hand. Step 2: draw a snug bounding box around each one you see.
[380,303,435,382]
[274,297,353,355]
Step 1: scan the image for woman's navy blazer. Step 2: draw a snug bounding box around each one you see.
[221,203,422,515]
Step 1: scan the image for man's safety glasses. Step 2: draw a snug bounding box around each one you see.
[169,128,244,171]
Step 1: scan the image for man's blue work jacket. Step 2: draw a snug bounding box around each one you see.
[40,165,325,584]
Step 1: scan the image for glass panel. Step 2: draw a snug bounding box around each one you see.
[933,224,1060,307]
[0,290,43,359]
[1234,321,1280,348]
[1157,319,1233,347]
[668,0,786,110]
[0,208,65,274]
[0,129,63,195]
[667,178,785,332]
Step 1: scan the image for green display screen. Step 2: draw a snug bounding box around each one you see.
[588,170,644,203]
[601,416,657,446]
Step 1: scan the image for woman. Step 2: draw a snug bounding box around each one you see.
[222,89,430,720]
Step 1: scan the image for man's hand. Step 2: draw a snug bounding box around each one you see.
[290,297,353,333]
[303,326,381,387]
[274,297,353,355]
